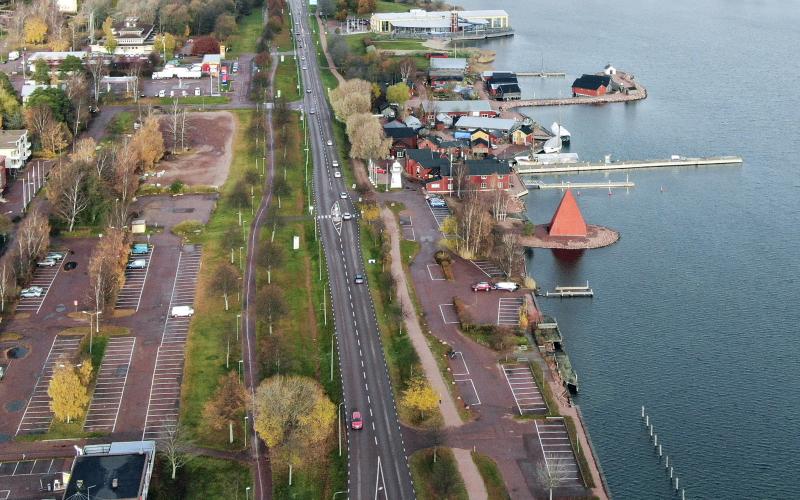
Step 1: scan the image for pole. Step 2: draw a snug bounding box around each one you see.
[337,402,343,456]
[244,415,248,448]
[323,287,327,326]
[330,334,334,382]
[229,421,234,444]
[236,314,241,340]
[226,334,230,368]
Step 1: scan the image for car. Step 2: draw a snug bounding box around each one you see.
[332,160,339,168]
[309,108,316,114]
[343,213,352,220]
[327,140,333,146]
[306,88,312,93]
[171,305,194,317]
[194,87,201,96]
[169,90,175,97]
[37,258,57,267]
[428,198,446,208]
[63,261,77,271]
[472,281,494,292]
[374,167,387,174]
[302,66,307,70]
[131,243,150,255]
[140,92,146,98]
[127,259,147,269]
[158,89,166,97]
[20,286,44,298]
[494,281,520,292]
[354,274,365,284]
[334,171,342,178]
[46,252,67,261]
[340,192,348,199]
[351,411,363,430]
[301,56,306,61]
[181,90,188,97]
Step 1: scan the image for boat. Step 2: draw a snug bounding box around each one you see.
[542,136,562,154]
[550,121,571,143]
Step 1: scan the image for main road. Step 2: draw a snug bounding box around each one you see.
[286,1,416,499]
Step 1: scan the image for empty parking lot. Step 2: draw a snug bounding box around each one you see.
[497,297,525,326]
[16,336,82,435]
[502,363,548,415]
[534,418,584,487]
[471,260,505,278]
[115,247,155,310]
[83,336,136,433]
[428,204,451,229]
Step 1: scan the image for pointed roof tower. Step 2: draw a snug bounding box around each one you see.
[548,189,588,237]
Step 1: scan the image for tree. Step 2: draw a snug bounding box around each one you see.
[398,57,417,83]
[48,359,90,423]
[58,55,85,78]
[202,371,249,431]
[0,261,16,313]
[64,73,90,137]
[386,82,410,108]
[192,36,220,56]
[27,87,74,125]
[158,424,195,480]
[86,52,108,103]
[33,59,51,84]
[255,285,286,335]
[356,0,376,14]
[102,17,117,54]
[0,87,21,128]
[212,262,240,311]
[88,228,128,312]
[495,232,520,278]
[214,14,237,39]
[24,17,49,45]
[130,115,165,170]
[345,113,391,161]
[47,160,91,232]
[25,105,69,155]
[400,376,439,421]
[14,208,50,283]
[329,79,372,122]
[537,458,571,500]
[153,33,177,61]
[71,137,97,163]
[253,375,335,467]
[452,163,468,199]
[318,0,336,16]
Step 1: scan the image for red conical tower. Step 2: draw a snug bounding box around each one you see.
[548,189,588,237]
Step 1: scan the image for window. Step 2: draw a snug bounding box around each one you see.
[498,182,503,189]
[480,182,487,189]
[430,183,440,189]
[481,175,487,180]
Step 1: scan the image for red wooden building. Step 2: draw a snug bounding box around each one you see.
[571,74,611,97]
[425,158,513,194]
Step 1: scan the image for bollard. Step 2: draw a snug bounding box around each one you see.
[646,415,649,426]
[659,444,662,457]
[675,477,679,491]
[654,434,658,447]
[670,467,673,479]
[665,456,669,468]
[681,488,685,500]
[650,425,653,437]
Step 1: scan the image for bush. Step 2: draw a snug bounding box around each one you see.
[453,297,520,351]
[172,219,204,238]
[169,180,185,194]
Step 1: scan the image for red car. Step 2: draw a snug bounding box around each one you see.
[351,411,363,430]
[472,281,494,292]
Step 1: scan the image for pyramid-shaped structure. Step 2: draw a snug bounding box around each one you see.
[548,189,588,237]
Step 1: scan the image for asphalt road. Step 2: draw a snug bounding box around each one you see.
[286,3,415,499]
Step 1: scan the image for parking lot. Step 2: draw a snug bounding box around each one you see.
[451,351,481,408]
[437,303,460,324]
[15,258,63,314]
[426,264,446,281]
[83,336,136,433]
[16,336,82,435]
[502,363,548,415]
[497,297,525,326]
[142,245,202,440]
[533,418,584,487]
[427,202,451,229]
[115,246,155,310]
[0,458,72,478]
[471,259,506,278]
[399,215,415,241]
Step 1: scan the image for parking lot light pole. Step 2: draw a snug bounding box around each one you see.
[244,415,248,448]
[236,313,241,340]
[245,486,251,500]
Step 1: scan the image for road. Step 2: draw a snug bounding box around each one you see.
[286,2,415,499]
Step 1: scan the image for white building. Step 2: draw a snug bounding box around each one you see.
[0,130,32,170]
[370,9,510,36]
[56,0,78,13]
[90,17,156,55]
[27,51,88,72]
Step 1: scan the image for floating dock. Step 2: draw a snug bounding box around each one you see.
[526,180,635,189]
[515,155,743,175]
[517,71,566,78]
[546,283,594,298]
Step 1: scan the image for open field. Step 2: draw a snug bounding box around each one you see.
[226,9,265,58]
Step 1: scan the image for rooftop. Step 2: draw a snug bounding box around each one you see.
[572,74,612,90]
[406,148,450,169]
[465,158,512,176]
[372,10,508,22]
[64,441,155,500]
[0,129,28,146]
[422,100,492,114]
[429,58,468,70]
[455,116,518,131]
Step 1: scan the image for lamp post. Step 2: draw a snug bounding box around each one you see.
[236,313,241,340]
[337,402,345,456]
[245,486,251,500]
[244,415,249,448]
[81,310,101,354]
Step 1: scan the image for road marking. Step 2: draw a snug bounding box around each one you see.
[426,264,446,281]
[438,303,459,324]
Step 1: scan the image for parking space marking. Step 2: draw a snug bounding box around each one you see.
[438,303,459,324]
[501,363,548,415]
[470,259,505,278]
[454,378,481,406]
[15,258,63,314]
[497,297,525,326]
[451,351,470,377]
[16,336,82,435]
[426,264,446,281]
[0,489,9,499]
[115,246,155,310]
[83,337,135,433]
[426,201,451,230]
[534,418,584,487]
[142,246,203,440]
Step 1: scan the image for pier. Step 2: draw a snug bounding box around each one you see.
[526,180,635,189]
[517,71,566,78]
[515,155,743,174]
[500,83,647,109]
[546,283,594,298]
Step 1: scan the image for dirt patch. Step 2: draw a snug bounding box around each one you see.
[152,111,236,188]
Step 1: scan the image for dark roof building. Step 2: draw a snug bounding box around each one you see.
[465,158,512,176]
[495,83,521,101]
[63,441,156,500]
[571,74,611,97]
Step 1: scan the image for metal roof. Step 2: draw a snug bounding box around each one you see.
[423,100,493,113]
[430,58,467,70]
[455,116,518,131]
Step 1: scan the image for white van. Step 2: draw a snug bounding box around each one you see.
[332,160,339,168]
[8,51,20,61]
[171,306,195,317]
[494,282,520,292]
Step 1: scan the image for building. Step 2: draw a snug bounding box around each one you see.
[90,17,156,55]
[56,0,77,13]
[404,148,451,181]
[425,157,513,194]
[494,83,521,101]
[27,51,89,72]
[0,157,6,193]
[428,57,467,83]
[370,9,510,37]
[0,130,32,170]
[63,441,156,500]
[470,129,491,155]
[548,189,587,237]
[511,124,534,146]
[384,126,418,155]
[571,74,611,97]
[454,116,518,138]
[482,71,521,100]
[201,54,222,75]
[421,100,496,122]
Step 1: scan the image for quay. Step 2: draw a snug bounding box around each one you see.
[515,155,743,174]
[517,71,566,77]
[525,180,635,189]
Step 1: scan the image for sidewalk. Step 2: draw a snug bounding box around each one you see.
[315,15,345,85]
[381,207,487,500]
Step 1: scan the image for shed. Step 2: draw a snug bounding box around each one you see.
[131,219,146,233]
[571,74,611,97]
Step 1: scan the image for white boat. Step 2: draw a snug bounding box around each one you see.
[550,122,571,143]
[542,136,562,154]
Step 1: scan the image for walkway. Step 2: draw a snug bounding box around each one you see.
[315,15,345,85]
[381,207,487,500]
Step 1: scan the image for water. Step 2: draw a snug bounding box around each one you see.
[454,0,800,498]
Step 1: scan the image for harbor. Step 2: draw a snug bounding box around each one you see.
[515,155,743,174]
[517,71,567,77]
[525,180,635,189]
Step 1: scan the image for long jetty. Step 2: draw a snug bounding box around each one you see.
[501,84,647,109]
[525,180,635,189]
[515,155,743,174]
[517,71,566,78]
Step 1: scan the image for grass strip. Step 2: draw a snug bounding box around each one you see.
[471,451,511,500]
[409,447,468,500]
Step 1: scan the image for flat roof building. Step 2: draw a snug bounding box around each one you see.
[428,57,468,82]
[370,9,510,37]
[63,441,156,500]
[454,116,518,135]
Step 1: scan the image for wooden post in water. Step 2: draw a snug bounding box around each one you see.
[665,456,669,468]
[641,406,645,418]
[670,467,673,479]
[675,477,680,491]
[658,444,662,457]
[681,489,685,500]
[645,415,649,426]
[654,434,658,447]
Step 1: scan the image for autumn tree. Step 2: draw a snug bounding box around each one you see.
[153,33,177,61]
[212,262,240,311]
[494,232,521,278]
[255,285,286,336]
[202,371,249,432]
[111,140,141,226]
[14,208,50,283]
[400,376,439,421]
[47,160,91,232]
[102,17,118,54]
[214,14,237,39]
[71,137,97,163]
[48,359,90,423]
[130,115,165,170]
[356,0,376,14]
[254,375,335,467]
[158,424,195,480]
[329,79,372,122]
[88,228,128,312]
[386,82,410,108]
[0,260,16,313]
[86,52,108,102]
[64,73,90,137]
[24,17,49,44]
[192,36,220,56]
[0,86,22,128]
[345,113,391,161]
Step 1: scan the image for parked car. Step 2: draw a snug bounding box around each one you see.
[354,274,365,284]
[494,282,520,292]
[351,411,363,430]
[343,213,352,220]
[46,252,67,261]
[334,171,342,178]
[327,140,333,146]
[20,286,44,298]
[37,258,57,267]
[428,198,446,208]
[131,243,150,255]
[127,259,147,269]
[374,167,387,174]
[171,305,194,317]
[340,192,348,199]
[472,281,494,292]
[306,88,312,93]
[158,89,166,97]
[8,51,20,61]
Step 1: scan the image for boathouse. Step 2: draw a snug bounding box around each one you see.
[571,74,611,97]
[548,189,588,237]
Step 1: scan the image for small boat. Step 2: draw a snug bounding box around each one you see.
[542,136,562,154]
[550,121,571,143]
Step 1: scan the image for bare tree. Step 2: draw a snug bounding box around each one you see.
[489,185,511,220]
[495,233,520,278]
[47,160,90,232]
[166,99,180,151]
[111,141,140,227]
[451,163,469,199]
[158,424,195,480]
[88,228,127,312]
[537,458,572,500]
[398,57,416,83]
[15,209,50,281]
[64,73,90,138]
[0,261,16,313]
[212,263,240,311]
[86,52,108,103]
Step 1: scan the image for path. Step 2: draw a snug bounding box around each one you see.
[381,207,488,500]
[315,15,345,84]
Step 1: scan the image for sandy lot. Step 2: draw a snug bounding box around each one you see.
[151,111,236,188]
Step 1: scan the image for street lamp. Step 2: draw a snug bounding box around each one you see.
[337,402,345,457]
[236,313,241,340]
[81,310,101,354]
[245,486,251,500]
[244,415,249,448]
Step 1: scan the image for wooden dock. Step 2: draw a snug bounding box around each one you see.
[515,155,743,174]
[517,71,566,78]
[546,283,594,298]
[525,180,635,189]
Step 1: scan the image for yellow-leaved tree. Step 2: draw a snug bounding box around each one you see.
[24,17,48,45]
[401,376,439,421]
[102,17,117,54]
[130,115,165,171]
[253,375,335,467]
[48,359,90,423]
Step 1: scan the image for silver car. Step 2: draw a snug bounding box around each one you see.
[37,258,57,267]
[127,259,147,269]
[20,286,44,298]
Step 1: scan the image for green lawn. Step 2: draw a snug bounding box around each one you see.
[275,57,300,101]
[226,9,265,58]
[471,452,511,500]
[157,95,230,106]
[375,0,411,13]
[149,456,252,499]
[346,33,369,56]
[372,39,427,51]
[410,448,468,500]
